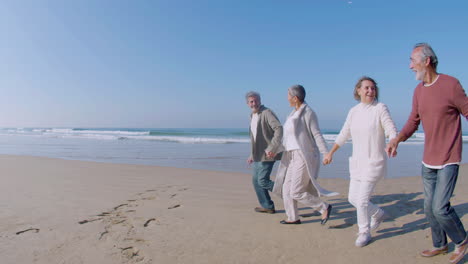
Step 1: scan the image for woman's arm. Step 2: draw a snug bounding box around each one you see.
[380,104,398,140]
[307,109,329,154]
[323,143,340,165]
[334,109,352,147]
[323,109,352,165]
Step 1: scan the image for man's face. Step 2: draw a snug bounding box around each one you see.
[410,47,427,81]
[246,96,261,113]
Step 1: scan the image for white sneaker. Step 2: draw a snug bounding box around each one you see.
[370,209,386,230]
[355,232,371,247]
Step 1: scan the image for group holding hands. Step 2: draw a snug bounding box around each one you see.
[246,43,467,264]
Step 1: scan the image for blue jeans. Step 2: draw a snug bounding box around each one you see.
[252,162,275,209]
[422,164,467,248]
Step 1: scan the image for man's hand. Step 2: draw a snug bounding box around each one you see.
[386,138,399,157]
[247,157,254,165]
[265,151,276,159]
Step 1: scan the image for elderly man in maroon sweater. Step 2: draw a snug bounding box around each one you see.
[386,43,468,264]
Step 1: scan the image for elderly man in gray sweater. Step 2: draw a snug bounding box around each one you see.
[246,91,283,214]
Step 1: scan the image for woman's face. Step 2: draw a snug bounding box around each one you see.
[357,80,376,104]
[287,92,296,107]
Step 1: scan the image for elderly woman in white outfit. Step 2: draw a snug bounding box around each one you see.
[323,76,397,247]
[273,85,338,225]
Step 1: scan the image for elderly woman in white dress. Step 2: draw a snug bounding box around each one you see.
[323,76,397,247]
[273,85,338,225]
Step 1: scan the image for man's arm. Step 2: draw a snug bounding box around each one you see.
[386,88,420,157]
[264,110,283,155]
[452,81,468,118]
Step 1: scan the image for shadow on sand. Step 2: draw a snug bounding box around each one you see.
[277,191,467,244]
[275,191,467,262]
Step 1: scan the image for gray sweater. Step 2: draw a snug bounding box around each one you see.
[249,105,283,162]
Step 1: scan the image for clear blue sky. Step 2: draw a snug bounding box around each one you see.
[1,0,467,131]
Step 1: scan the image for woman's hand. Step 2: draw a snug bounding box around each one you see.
[385,138,399,157]
[322,153,333,165]
[323,144,339,165]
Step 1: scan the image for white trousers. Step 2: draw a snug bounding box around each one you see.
[348,178,380,233]
[282,150,327,222]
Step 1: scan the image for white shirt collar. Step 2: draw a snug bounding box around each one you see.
[424,74,440,87]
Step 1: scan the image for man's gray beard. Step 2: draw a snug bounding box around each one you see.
[416,69,426,81]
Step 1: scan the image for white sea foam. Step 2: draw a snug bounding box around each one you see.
[322,132,426,145]
[1,127,467,179]
[1,127,466,145]
[56,133,120,141]
[126,135,250,144]
[49,129,149,136]
[323,134,338,141]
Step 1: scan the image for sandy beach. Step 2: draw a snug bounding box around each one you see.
[0,155,467,264]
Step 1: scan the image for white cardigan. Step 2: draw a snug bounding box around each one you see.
[335,101,397,182]
[273,103,338,198]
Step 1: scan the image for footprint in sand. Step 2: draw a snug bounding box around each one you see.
[143,218,156,227]
[16,228,40,235]
[114,203,129,210]
[120,246,144,262]
[111,219,126,225]
[97,212,111,217]
[141,196,156,200]
[78,218,102,225]
[99,229,109,240]
[88,186,187,263]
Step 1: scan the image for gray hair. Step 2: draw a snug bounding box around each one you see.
[245,91,261,101]
[414,43,438,70]
[288,85,306,103]
[354,76,379,101]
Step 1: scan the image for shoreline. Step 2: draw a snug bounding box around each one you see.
[1,155,466,264]
[4,132,468,179]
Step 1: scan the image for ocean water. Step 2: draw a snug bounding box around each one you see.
[0,127,467,179]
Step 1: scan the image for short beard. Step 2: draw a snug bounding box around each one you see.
[415,68,426,81]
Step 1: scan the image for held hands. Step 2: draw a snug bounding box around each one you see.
[322,153,333,165]
[385,138,399,157]
[247,151,276,165]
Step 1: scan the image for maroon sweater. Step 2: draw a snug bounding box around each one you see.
[400,74,468,166]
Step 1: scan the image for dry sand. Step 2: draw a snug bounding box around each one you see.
[0,155,466,264]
